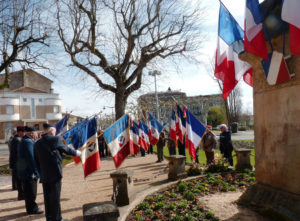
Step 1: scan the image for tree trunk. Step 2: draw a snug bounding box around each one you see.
[114,88,127,120]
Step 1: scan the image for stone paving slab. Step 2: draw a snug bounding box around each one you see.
[0,154,169,221]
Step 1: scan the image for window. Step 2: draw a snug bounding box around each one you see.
[39,98,43,102]
[31,98,36,118]
[23,98,27,102]
[6,105,14,114]
[53,106,59,113]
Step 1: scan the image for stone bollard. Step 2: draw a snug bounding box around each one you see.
[110,169,134,206]
[82,201,119,221]
[235,148,253,171]
[167,155,187,180]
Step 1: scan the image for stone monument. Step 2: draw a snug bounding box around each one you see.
[238,1,300,220]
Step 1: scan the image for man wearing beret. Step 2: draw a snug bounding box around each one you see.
[34,123,81,221]
[17,126,43,215]
[9,126,25,199]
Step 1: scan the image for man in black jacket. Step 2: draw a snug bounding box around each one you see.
[34,123,81,221]
[17,126,42,215]
[9,126,25,198]
[219,124,234,166]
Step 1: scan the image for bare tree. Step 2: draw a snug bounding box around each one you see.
[0,0,50,89]
[56,0,205,120]
[226,84,242,123]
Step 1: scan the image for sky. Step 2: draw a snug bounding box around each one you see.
[50,0,257,118]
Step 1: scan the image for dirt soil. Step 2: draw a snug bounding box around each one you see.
[200,190,273,221]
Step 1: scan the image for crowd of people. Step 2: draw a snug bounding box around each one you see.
[7,123,234,220]
[8,124,81,221]
[139,124,234,167]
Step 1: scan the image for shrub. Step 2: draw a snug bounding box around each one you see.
[239,181,247,186]
[177,201,188,209]
[171,215,183,221]
[154,201,165,210]
[247,177,256,182]
[236,173,246,179]
[220,182,229,192]
[183,214,195,221]
[168,204,177,211]
[193,210,202,217]
[170,192,177,198]
[206,211,215,218]
[229,186,237,191]
[183,190,195,201]
[145,209,153,215]
[177,182,188,192]
[137,201,150,210]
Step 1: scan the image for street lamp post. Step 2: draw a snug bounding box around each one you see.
[149,70,161,121]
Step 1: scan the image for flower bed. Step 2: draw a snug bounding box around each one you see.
[126,169,255,221]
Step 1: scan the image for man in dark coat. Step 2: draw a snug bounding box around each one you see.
[8,127,21,192]
[17,126,43,215]
[156,131,166,162]
[34,123,81,221]
[219,124,234,166]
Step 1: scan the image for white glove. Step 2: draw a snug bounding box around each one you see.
[76,150,82,156]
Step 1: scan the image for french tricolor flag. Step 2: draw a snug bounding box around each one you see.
[148,113,163,146]
[262,51,291,85]
[282,0,300,56]
[176,104,186,143]
[138,120,150,151]
[103,115,130,168]
[215,3,253,99]
[129,120,140,155]
[169,109,177,143]
[244,0,268,61]
[185,109,206,160]
[68,117,100,177]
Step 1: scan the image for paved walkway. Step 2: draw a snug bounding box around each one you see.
[0,154,169,221]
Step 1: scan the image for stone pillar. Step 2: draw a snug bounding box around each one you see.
[167,155,187,180]
[83,201,119,221]
[110,169,134,206]
[238,20,300,219]
[235,149,252,171]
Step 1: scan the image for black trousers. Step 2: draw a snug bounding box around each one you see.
[42,180,62,221]
[22,179,38,213]
[224,149,233,166]
[11,169,18,190]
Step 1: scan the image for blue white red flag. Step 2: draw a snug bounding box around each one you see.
[169,109,177,142]
[62,118,89,164]
[103,114,130,168]
[262,51,290,85]
[148,113,163,146]
[215,3,253,99]
[63,117,100,177]
[176,104,186,143]
[244,0,268,61]
[129,120,140,155]
[138,120,150,151]
[282,0,300,56]
[185,109,206,160]
[55,114,70,135]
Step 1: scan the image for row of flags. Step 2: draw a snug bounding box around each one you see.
[215,0,299,99]
[54,104,209,178]
[103,113,164,169]
[170,104,207,160]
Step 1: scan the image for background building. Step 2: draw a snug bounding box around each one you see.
[0,69,62,142]
[138,88,224,126]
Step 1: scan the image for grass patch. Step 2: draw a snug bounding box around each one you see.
[153,139,255,167]
[0,164,10,176]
